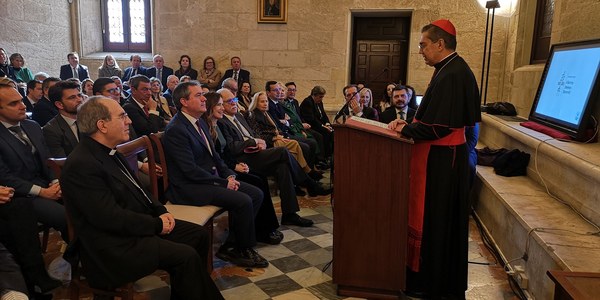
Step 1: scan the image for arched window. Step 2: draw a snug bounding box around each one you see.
[102,0,151,52]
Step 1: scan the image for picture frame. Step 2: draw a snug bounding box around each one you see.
[258,0,288,24]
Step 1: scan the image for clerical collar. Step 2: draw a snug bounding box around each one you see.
[434,52,457,70]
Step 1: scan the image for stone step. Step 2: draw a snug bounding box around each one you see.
[474,114,600,299]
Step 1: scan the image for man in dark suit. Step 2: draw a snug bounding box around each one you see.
[217,88,330,225]
[123,75,166,137]
[22,80,43,113]
[59,52,89,81]
[60,97,222,299]
[121,54,148,84]
[0,83,67,238]
[42,81,82,158]
[162,75,179,105]
[299,86,334,160]
[379,85,416,124]
[31,77,61,126]
[146,54,174,92]
[218,56,250,89]
[266,81,319,171]
[333,84,378,123]
[163,81,268,268]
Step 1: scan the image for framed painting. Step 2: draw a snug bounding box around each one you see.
[258,0,288,24]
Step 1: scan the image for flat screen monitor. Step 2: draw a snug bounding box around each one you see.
[528,39,600,141]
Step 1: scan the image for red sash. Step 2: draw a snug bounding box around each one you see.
[406,124,466,272]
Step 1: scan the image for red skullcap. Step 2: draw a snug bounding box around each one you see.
[431,19,456,36]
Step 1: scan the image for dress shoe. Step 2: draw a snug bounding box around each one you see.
[294,186,306,196]
[308,170,324,181]
[316,161,330,170]
[307,182,332,197]
[216,245,269,268]
[281,213,314,227]
[257,230,284,245]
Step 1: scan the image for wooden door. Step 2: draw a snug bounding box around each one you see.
[354,40,404,103]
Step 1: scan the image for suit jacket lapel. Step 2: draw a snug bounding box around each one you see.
[178,113,211,154]
[0,126,30,165]
[56,116,79,147]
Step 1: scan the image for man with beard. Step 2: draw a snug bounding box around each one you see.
[43,81,84,158]
[379,85,416,124]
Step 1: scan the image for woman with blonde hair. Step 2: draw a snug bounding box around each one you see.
[198,56,221,90]
[245,91,322,180]
[360,87,379,120]
[98,54,122,78]
[149,77,173,120]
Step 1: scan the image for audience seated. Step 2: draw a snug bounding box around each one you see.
[162,75,179,104]
[59,52,89,81]
[284,82,329,168]
[122,54,148,84]
[60,97,223,299]
[299,86,334,163]
[375,82,396,113]
[110,76,129,104]
[174,55,198,80]
[0,82,67,247]
[219,56,250,88]
[162,81,268,268]
[266,81,318,170]
[245,91,322,181]
[202,91,284,243]
[150,77,174,120]
[198,56,221,90]
[81,78,94,99]
[379,85,416,124]
[123,75,166,136]
[334,84,378,122]
[9,53,33,84]
[0,187,61,297]
[146,54,173,91]
[31,77,60,126]
[0,48,16,81]
[33,72,49,82]
[42,81,83,158]
[237,81,252,112]
[22,80,42,113]
[98,54,123,79]
[359,87,378,121]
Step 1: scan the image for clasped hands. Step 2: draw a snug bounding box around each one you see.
[0,186,15,204]
[388,119,408,135]
[159,213,175,235]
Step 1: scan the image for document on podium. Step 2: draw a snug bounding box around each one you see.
[344,116,411,142]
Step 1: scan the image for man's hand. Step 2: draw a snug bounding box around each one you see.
[159,213,175,235]
[349,99,362,114]
[226,176,240,191]
[255,139,267,150]
[40,183,61,200]
[302,123,311,129]
[140,162,150,174]
[147,98,158,111]
[234,163,250,173]
[387,119,408,132]
[0,186,15,204]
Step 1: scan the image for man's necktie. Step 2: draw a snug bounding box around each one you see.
[196,120,213,156]
[9,125,33,152]
[143,106,149,117]
[73,67,78,79]
[233,117,251,140]
[73,121,80,142]
[133,68,137,76]
[398,111,405,120]
[233,70,238,81]
[157,68,162,81]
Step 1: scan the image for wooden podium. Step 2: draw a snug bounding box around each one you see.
[332,118,413,299]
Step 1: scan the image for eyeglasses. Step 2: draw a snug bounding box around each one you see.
[225,97,238,104]
[418,39,441,50]
[287,88,297,92]
[104,88,120,94]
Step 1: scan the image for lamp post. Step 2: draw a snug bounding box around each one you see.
[480,0,500,105]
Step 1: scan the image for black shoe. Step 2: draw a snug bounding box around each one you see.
[308,170,324,181]
[281,213,314,227]
[294,186,306,196]
[316,161,330,170]
[307,182,332,197]
[257,230,284,245]
[216,246,269,268]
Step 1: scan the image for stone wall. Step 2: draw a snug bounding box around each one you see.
[0,0,72,78]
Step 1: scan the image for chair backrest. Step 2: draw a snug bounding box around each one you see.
[115,135,159,201]
[46,158,75,241]
[148,132,168,204]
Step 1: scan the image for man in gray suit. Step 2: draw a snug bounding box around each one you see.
[0,82,67,246]
[42,81,83,158]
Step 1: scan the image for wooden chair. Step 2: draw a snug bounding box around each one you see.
[147,132,225,272]
[47,156,139,300]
